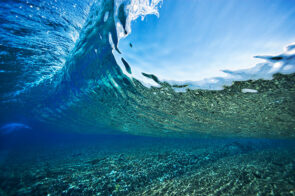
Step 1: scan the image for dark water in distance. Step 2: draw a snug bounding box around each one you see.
[0,0,295,195]
[1,130,295,195]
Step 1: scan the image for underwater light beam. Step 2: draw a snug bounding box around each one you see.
[0,123,32,135]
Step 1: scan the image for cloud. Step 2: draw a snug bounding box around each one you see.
[166,43,295,90]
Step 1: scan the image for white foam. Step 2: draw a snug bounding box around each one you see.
[241,89,258,93]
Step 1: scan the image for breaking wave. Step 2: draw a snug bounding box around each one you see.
[0,0,294,138]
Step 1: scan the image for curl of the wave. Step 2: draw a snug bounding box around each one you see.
[114,0,162,40]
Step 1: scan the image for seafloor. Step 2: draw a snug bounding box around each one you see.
[0,133,295,196]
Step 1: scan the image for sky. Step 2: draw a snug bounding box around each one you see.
[117,0,295,84]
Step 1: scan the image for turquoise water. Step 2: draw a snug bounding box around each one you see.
[0,0,295,195]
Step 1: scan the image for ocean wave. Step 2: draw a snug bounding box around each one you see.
[0,0,294,138]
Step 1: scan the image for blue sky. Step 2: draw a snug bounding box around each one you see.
[117,0,295,83]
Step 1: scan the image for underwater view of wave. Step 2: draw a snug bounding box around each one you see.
[0,0,295,138]
[0,0,295,195]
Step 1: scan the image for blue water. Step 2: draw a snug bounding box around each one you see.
[0,0,295,195]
